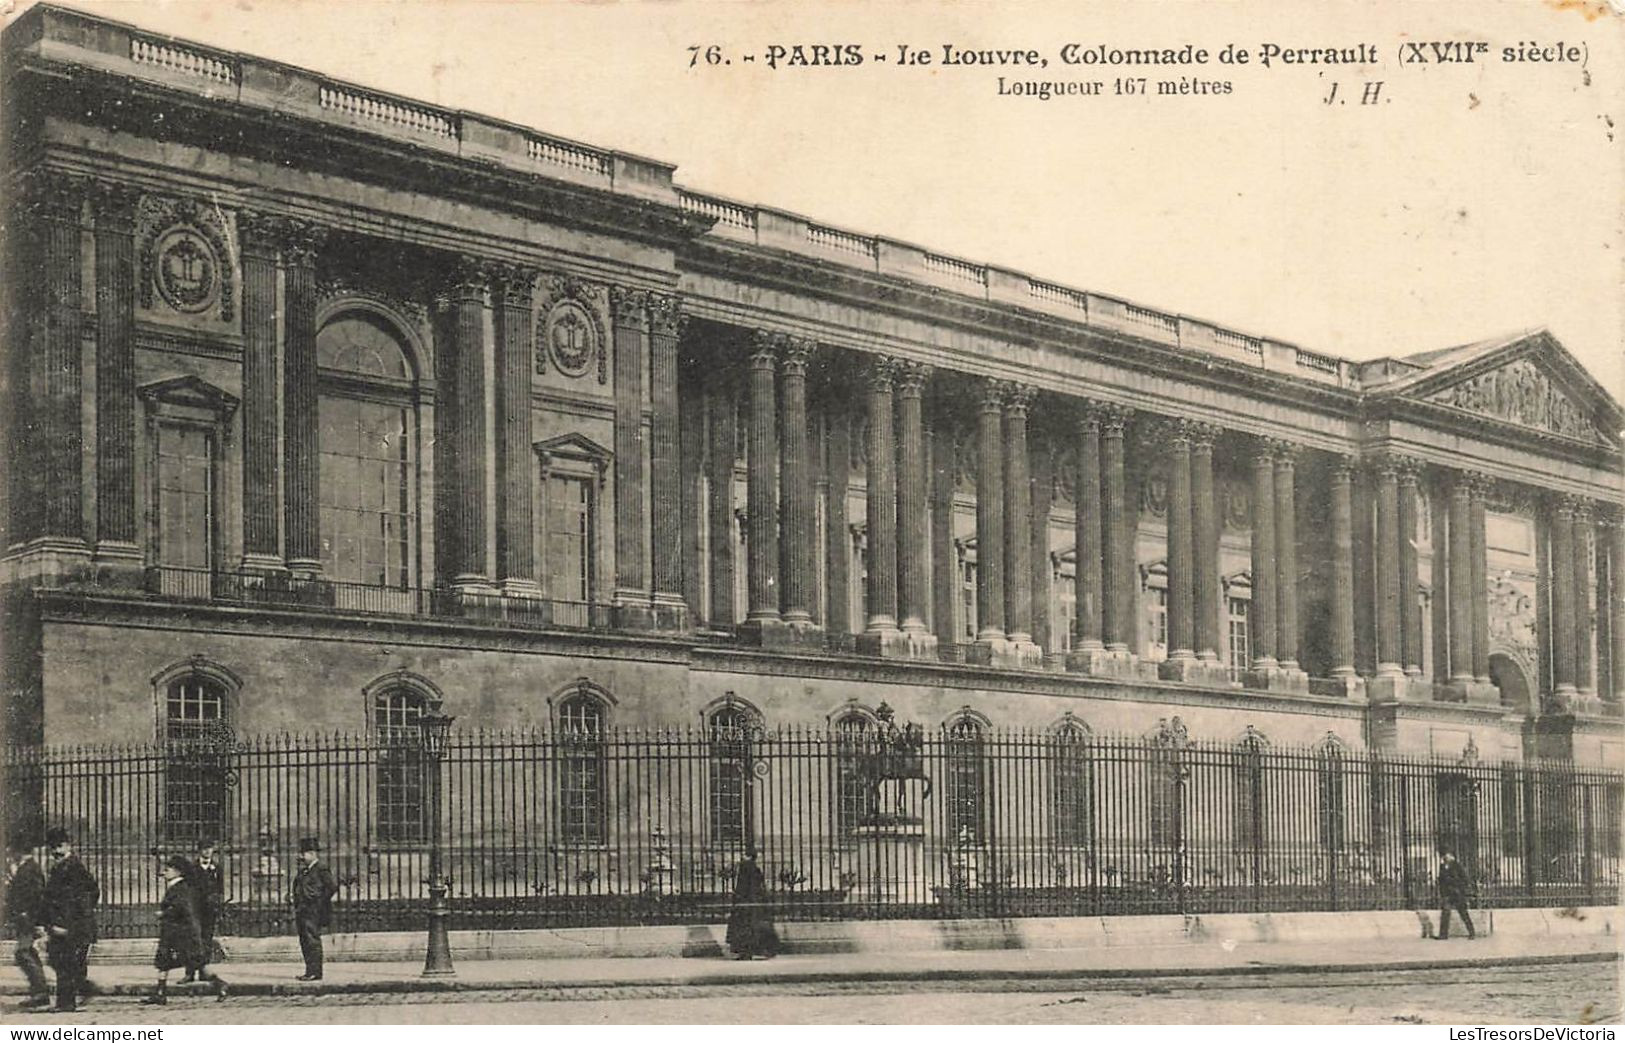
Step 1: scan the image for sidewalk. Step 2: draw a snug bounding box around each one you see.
[4,933,1617,999]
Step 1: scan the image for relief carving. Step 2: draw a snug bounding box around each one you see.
[138,195,235,322]
[1427,358,1601,442]
[536,274,609,384]
[1487,573,1538,666]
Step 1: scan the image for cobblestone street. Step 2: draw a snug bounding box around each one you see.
[6,962,1617,1025]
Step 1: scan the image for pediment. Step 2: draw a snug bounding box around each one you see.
[1396,334,1620,448]
[137,374,239,418]
[533,432,612,467]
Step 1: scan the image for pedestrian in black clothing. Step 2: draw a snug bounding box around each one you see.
[5,838,50,1009]
[181,840,225,981]
[144,856,227,1005]
[1434,850,1477,940]
[40,827,98,1014]
[289,837,337,980]
[725,850,778,960]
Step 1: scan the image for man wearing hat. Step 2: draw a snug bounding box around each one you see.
[40,828,98,1013]
[181,840,225,982]
[145,854,227,1005]
[289,837,336,981]
[5,836,50,1009]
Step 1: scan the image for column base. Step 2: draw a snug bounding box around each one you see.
[500,578,543,599]
[1242,666,1311,694]
[238,552,287,575]
[5,538,93,586]
[92,541,145,589]
[1161,656,1234,686]
[1321,674,1368,700]
[1439,680,1501,706]
[650,593,692,632]
[732,617,827,648]
[967,637,1044,670]
[1065,647,1140,679]
[858,628,937,660]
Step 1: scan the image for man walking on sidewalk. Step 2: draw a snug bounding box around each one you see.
[1435,849,1477,941]
[6,837,51,1009]
[41,827,99,1013]
[182,839,225,981]
[289,837,337,981]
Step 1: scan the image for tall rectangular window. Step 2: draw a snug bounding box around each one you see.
[374,692,425,844]
[546,474,593,625]
[961,560,978,641]
[319,397,413,587]
[1148,588,1169,662]
[1227,596,1250,680]
[156,423,213,571]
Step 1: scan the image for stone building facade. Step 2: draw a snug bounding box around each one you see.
[3,5,1622,787]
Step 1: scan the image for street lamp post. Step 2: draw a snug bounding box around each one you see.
[418,707,456,977]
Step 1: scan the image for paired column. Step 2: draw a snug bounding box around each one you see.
[1002,386,1037,653]
[894,361,935,654]
[1574,503,1596,700]
[92,184,142,569]
[648,294,687,625]
[1273,445,1300,673]
[1371,456,1403,678]
[778,337,818,632]
[609,287,650,615]
[1189,424,1221,664]
[1550,496,1580,703]
[236,211,283,573]
[823,392,852,636]
[1397,460,1423,677]
[1328,457,1358,679]
[282,222,326,575]
[1248,439,1279,673]
[1161,422,1196,670]
[741,331,782,632]
[1069,406,1105,655]
[930,408,959,647]
[858,356,901,649]
[493,266,538,594]
[973,381,1008,647]
[1470,476,1492,687]
[1100,406,1133,654]
[1446,474,1476,686]
[706,376,738,626]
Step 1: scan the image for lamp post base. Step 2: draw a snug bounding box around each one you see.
[422,880,456,977]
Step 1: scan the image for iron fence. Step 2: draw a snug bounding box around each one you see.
[4,728,1619,939]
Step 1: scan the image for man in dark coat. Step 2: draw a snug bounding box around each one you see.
[1434,850,1477,940]
[145,855,227,1004]
[181,840,225,982]
[725,850,778,960]
[289,837,337,980]
[6,838,50,1008]
[40,827,98,1014]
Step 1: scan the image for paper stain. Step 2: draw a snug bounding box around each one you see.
[1543,0,1619,20]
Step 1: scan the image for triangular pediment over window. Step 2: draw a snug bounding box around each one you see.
[1365,330,1621,449]
[137,375,240,419]
[533,432,612,466]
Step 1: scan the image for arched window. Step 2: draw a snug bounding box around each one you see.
[557,690,607,845]
[1048,716,1093,849]
[163,673,233,845]
[833,711,874,837]
[945,713,987,844]
[707,700,759,847]
[317,311,418,590]
[373,688,426,843]
[1145,717,1187,851]
[1318,736,1349,856]
[1233,727,1268,854]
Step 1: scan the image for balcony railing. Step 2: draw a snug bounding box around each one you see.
[130,35,238,85]
[130,567,619,634]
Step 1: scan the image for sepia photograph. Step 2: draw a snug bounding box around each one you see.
[0,0,1620,1030]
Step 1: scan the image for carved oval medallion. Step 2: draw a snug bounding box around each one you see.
[154,227,218,314]
[545,300,598,378]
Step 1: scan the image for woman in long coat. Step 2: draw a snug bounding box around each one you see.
[147,856,226,1004]
[725,850,778,959]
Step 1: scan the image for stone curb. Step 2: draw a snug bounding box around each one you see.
[10,950,1617,1001]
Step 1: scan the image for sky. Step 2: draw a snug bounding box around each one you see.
[16,0,1623,399]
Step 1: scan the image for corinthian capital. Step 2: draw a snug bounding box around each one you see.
[1002,383,1036,418]
[608,284,649,327]
[893,360,932,397]
[282,219,328,269]
[646,291,684,337]
[749,328,785,367]
[1185,420,1222,450]
[490,263,538,309]
[90,182,142,235]
[21,169,90,222]
[1097,402,1133,437]
[864,355,900,393]
[979,378,1009,414]
[780,336,816,375]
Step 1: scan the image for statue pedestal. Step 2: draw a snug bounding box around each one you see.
[852,820,925,903]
